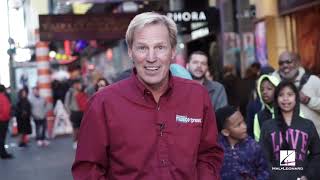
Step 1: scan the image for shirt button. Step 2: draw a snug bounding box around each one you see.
[161,159,168,166]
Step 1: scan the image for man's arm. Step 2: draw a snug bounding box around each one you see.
[197,91,224,180]
[303,76,320,112]
[72,95,109,180]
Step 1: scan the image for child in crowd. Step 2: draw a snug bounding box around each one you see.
[260,81,320,180]
[216,106,270,180]
[254,75,280,141]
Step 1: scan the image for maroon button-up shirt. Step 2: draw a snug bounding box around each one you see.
[72,72,224,180]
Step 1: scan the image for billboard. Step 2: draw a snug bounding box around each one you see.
[254,21,268,67]
[39,14,136,41]
[278,0,320,15]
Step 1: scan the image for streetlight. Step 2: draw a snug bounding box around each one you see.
[7,37,16,90]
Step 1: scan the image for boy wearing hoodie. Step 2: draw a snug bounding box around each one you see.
[216,106,270,180]
[253,75,280,141]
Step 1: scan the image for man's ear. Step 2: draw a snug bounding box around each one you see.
[128,47,132,60]
[221,129,229,136]
[171,47,176,63]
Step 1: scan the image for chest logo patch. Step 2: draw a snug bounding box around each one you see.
[176,115,202,124]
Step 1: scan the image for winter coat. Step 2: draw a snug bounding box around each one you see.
[0,93,11,121]
[16,98,32,134]
[219,135,270,180]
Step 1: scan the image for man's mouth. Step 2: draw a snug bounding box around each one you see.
[283,68,290,73]
[145,66,160,71]
[194,70,204,74]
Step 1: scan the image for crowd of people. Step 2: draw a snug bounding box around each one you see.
[1,11,320,180]
[71,12,320,180]
[0,76,110,159]
[0,85,52,159]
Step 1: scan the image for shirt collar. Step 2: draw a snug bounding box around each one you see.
[130,68,174,98]
[219,134,249,149]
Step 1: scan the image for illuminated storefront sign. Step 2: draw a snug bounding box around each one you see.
[39,14,136,41]
[167,11,207,23]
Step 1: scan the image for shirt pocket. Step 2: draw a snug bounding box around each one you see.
[171,115,202,168]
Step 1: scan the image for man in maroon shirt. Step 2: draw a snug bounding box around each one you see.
[72,12,224,180]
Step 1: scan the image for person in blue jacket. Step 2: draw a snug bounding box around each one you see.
[216,105,270,180]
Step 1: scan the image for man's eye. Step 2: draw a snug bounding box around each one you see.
[157,46,164,50]
[138,46,146,50]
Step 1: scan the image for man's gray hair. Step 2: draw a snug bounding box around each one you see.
[125,12,177,49]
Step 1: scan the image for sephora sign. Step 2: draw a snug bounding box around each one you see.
[167,11,207,23]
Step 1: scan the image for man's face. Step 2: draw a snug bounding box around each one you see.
[187,54,208,80]
[128,23,176,89]
[278,52,299,80]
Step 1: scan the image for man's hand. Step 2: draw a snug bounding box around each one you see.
[300,91,310,104]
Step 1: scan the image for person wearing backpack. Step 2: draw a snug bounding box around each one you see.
[272,51,320,136]
[0,84,13,159]
[64,79,86,149]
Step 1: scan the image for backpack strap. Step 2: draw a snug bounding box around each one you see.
[298,72,311,91]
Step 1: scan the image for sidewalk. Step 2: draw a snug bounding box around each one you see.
[0,135,75,180]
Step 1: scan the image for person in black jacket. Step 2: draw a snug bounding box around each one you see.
[260,81,320,180]
[16,88,32,147]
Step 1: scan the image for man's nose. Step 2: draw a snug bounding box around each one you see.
[146,49,157,62]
